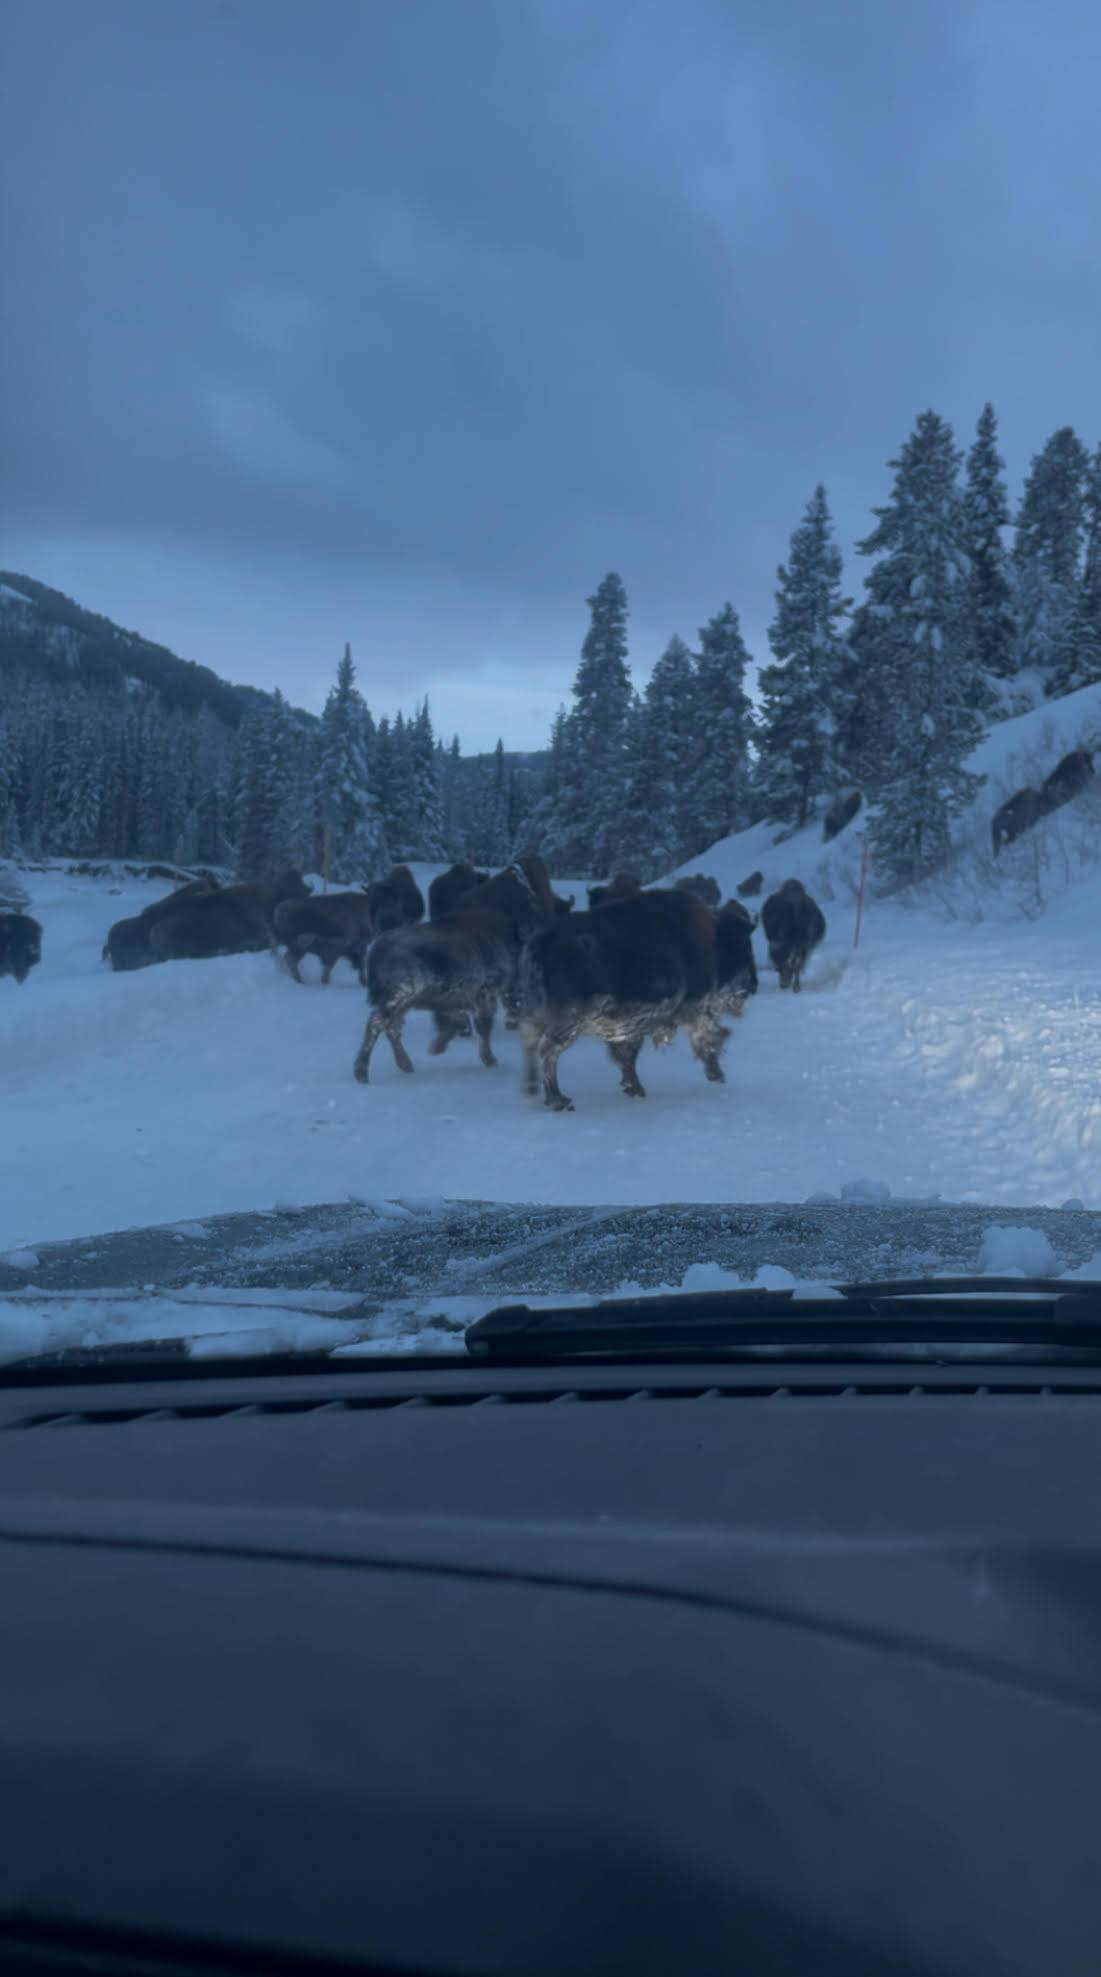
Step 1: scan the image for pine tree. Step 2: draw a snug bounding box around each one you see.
[408,700,445,859]
[755,486,850,828]
[383,710,418,860]
[1074,442,1101,692]
[317,645,388,882]
[682,604,754,851]
[558,573,633,873]
[633,635,697,873]
[856,409,985,887]
[1013,425,1090,694]
[961,404,1016,696]
[440,734,464,858]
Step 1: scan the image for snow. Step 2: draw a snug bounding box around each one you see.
[977,1225,1060,1276]
[3,860,1101,1289]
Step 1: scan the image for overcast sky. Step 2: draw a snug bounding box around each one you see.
[2,0,1099,751]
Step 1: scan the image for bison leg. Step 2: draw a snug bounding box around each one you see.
[522,1040,539,1096]
[688,1015,728,1085]
[428,1012,469,1055]
[281,946,304,984]
[354,1005,414,1082]
[319,958,335,986]
[537,1037,574,1112]
[473,992,498,1069]
[607,1040,646,1099]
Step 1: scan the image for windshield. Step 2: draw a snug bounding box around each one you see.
[2,0,1100,1366]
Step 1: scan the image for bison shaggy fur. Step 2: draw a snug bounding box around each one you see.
[353,863,554,1084]
[149,871,310,962]
[760,878,826,991]
[991,787,1045,856]
[519,889,757,1111]
[103,875,221,972]
[0,911,43,985]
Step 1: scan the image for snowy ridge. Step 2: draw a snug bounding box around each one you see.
[665,679,1101,926]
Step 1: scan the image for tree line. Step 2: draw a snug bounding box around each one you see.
[2,407,1098,891]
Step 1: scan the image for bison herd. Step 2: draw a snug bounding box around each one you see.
[1,852,831,1113]
[353,860,826,1110]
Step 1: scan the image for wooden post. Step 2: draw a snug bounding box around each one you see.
[853,836,869,949]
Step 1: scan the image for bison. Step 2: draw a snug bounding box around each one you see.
[675,873,722,908]
[760,878,826,992]
[588,872,643,909]
[353,863,555,1084]
[991,787,1045,856]
[150,871,310,962]
[823,790,862,842]
[103,875,221,972]
[0,912,42,985]
[274,865,424,984]
[736,870,763,899]
[519,889,757,1112]
[428,863,489,919]
[1041,748,1094,814]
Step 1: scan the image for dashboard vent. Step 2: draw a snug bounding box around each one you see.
[9,1380,1101,1429]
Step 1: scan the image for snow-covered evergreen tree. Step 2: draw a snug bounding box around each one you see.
[408,700,445,859]
[628,635,697,874]
[550,574,632,873]
[1013,425,1090,695]
[439,734,464,858]
[856,409,984,887]
[755,486,850,828]
[382,710,418,860]
[1076,443,1101,692]
[682,604,754,851]
[316,644,388,882]
[960,404,1016,699]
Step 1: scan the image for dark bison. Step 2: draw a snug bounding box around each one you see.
[428,863,489,919]
[0,912,42,985]
[991,787,1045,856]
[675,873,722,908]
[760,878,826,992]
[1041,748,1094,814]
[150,871,310,962]
[823,790,862,842]
[273,866,423,986]
[736,870,764,899]
[519,889,757,1112]
[103,875,221,972]
[353,863,556,1084]
[588,872,643,909]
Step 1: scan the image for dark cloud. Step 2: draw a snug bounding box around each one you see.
[2,0,1100,747]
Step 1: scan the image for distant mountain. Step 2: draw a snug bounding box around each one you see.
[0,572,303,727]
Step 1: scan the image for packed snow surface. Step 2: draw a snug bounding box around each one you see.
[3,862,1101,1260]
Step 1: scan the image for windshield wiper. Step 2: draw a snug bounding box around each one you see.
[464,1277,1101,1361]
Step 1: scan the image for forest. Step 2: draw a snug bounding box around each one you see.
[2,407,1099,888]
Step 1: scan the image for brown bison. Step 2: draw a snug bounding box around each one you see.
[674,873,722,908]
[736,870,763,899]
[1041,748,1094,814]
[353,863,556,1084]
[823,790,862,842]
[274,865,424,984]
[760,878,826,992]
[103,875,221,972]
[150,871,310,962]
[990,787,1045,856]
[428,863,489,919]
[519,889,757,1112]
[0,912,42,985]
[588,872,643,909]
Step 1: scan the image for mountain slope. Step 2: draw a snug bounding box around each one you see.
[0,572,295,726]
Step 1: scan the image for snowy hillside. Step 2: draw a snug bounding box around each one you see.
[3,861,1101,1259]
[669,679,1101,924]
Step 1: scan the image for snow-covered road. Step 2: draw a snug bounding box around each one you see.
[2,866,1099,1254]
